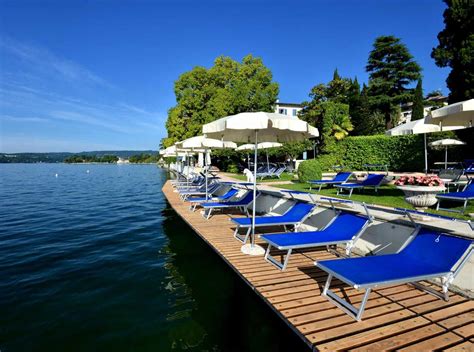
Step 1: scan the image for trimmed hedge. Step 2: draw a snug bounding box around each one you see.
[316,134,424,171]
[297,159,322,183]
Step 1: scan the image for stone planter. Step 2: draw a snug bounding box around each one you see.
[396,185,446,208]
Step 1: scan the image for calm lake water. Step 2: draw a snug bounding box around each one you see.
[0,164,307,351]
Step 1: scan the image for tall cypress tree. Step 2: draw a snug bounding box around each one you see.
[348,78,362,134]
[411,78,424,121]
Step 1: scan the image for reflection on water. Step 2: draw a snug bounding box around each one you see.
[160,205,309,351]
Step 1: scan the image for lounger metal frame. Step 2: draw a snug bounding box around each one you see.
[436,180,473,214]
[317,224,473,321]
[308,172,353,192]
[202,192,260,220]
[188,188,238,212]
[319,245,473,321]
[336,175,385,197]
[262,202,373,271]
[233,203,317,244]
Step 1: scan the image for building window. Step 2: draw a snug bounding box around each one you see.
[278,108,287,115]
[292,109,297,116]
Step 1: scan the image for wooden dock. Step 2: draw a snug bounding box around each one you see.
[162,181,473,351]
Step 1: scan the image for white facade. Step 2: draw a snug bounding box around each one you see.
[274,101,302,117]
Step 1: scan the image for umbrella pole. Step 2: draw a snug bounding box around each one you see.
[445,146,448,169]
[424,134,428,175]
[266,151,269,172]
[252,131,258,248]
[205,148,208,200]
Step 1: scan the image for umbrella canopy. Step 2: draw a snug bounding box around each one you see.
[385,119,465,173]
[429,138,466,147]
[236,142,283,170]
[176,135,236,150]
[429,139,466,169]
[203,112,319,255]
[385,119,464,136]
[425,99,474,128]
[236,142,283,150]
[203,112,319,142]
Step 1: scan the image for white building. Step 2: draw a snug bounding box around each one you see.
[274,100,302,117]
[399,94,448,124]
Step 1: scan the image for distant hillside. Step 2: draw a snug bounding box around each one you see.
[0,151,158,163]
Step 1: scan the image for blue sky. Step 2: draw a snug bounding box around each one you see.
[0,0,449,152]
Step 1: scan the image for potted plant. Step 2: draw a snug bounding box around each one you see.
[395,175,446,208]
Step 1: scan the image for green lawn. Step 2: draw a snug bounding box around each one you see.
[228,172,296,183]
[276,183,473,220]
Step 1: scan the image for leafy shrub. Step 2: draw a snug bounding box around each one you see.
[226,163,239,173]
[297,159,322,183]
[316,134,424,171]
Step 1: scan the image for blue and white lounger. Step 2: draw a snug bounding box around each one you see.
[178,182,221,200]
[336,173,385,197]
[436,180,474,214]
[231,202,316,243]
[316,228,473,321]
[188,188,239,211]
[309,172,352,191]
[201,191,258,220]
[260,212,371,270]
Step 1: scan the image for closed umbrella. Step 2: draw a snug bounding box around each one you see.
[176,136,237,200]
[429,139,466,169]
[203,112,318,255]
[236,142,282,172]
[385,119,464,173]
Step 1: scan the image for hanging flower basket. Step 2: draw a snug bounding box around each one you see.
[395,176,445,208]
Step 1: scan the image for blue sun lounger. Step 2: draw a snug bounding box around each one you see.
[188,188,239,211]
[309,172,352,191]
[336,173,385,197]
[260,212,371,270]
[201,191,258,220]
[436,180,474,214]
[178,182,221,200]
[316,228,473,321]
[231,202,316,243]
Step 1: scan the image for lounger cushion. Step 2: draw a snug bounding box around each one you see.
[317,229,472,287]
[231,203,314,226]
[437,191,474,200]
[189,189,238,203]
[260,213,368,248]
[201,192,255,208]
[310,172,352,184]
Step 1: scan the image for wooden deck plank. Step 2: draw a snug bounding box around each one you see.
[162,181,473,351]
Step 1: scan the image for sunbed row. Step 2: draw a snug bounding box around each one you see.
[310,171,473,212]
[173,180,473,322]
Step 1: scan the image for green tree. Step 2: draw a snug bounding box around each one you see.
[366,35,422,129]
[431,0,474,103]
[299,69,352,127]
[347,78,363,135]
[164,55,279,147]
[411,78,424,120]
[355,84,385,135]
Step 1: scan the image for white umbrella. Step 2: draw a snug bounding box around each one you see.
[176,135,237,200]
[425,99,474,129]
[429,139,466,169]
[236,142,282,171]
[203,112,318,255]
[386,119,465,173]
